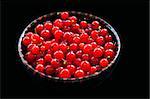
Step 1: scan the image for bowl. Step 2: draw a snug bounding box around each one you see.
[18,11,121,83]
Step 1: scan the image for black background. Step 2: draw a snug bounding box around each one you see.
[1,0,149,98]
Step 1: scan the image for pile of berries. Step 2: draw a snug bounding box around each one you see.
[21,11,117,79]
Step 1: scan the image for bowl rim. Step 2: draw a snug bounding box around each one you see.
[18,11,121,82]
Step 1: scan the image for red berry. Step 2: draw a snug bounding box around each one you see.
[96,36,105,45]
[59,69,71,78]
[31,45,40,55]
[80,21,88,28]
[44,22,53,30]
[59,43,68,53]
[104,42,114,49]
[47,49,52,54]
[72,23,80,31]
[74,58,82,66]
[93,47,103,58]
[35,24,44,33]
[105,35,112,42]
[56,67,64,74]
[91,30,99,40]
[76,50,83,58]
[80,33,89,43]
[51,42,59,52]
[104,49,115,58]
[63,32,73,43]
[99,58,109,68]
[74,70,85,78]
[92,21,99,29]
[44,54,52,62]
[69,16,77,24]
[25,52,35,62]
[62,26,71,32]
[82,54,89,61]
[90,56,99,65]
[51,59,60,68]
[31,34,41,44]
[79,43,85,50]
[83,44,92,54]
[22,36,31,46]
[73,36,81,44]
[66,51,76,62]
[51,26,59,34]
[63,20,71,27]
[43,41,51,50]
[40,29,51,39]
[100,28,108,36]
[35,64,44,73]
[60,12,69,20]
[90,66,97,74]
[91,42,97,49]
[67,65,76,75]
[40,45,46,52]
[54,50,64,60]
[80,61,91,72]
[27,44,36,51]
[53,19,63,28]
[45,65,55,75]
[26,32,33,38]
[54,30,63,41]
[70,43,78,52]
[37,58,45,65]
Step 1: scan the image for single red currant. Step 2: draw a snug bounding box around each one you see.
[40,29,51,39]
[44,21,53,30]
[74,70,85,78]
[90,66,97,74]
[56,67,64,74]
[51,58,60,68]
[67,65,76,75]
[44,54,52,62]
[96,36,105,45]
[93,47,103,58]
[100,28,108,36]
[60,12,69,20]
[83,44,92,54]
[31,45,40,55]
[90,42,97,49]
[53,19,63,28]
[37,58,45,65]
[74,58,82,66]
[92,21,99,29]
[80,61,91,72]
[69,16,77,24]
[22,36,31,46]
[54,30,63,41]
[80,21,88,28]
[104,49,115,58]
[105,35,112,42]
[35,64,44,73]
[51,26,59,34]
[40,45,46,52]
[31,34,41,44]
[54,50,64,60]
[59,43,68,53]
[51,42,59,52]
[59,69,71,78]
[91,30,99,40]
[80,33,89,43]
[26,32,33,38]
[35,24,44,33]
[66,51,76,62]
[99,58,109,68]
[69,43,78,52]
[25,52,35,62]
[27,44,36,51]
[82,54,89,61]
[104,42,114,49]
[90,56,99,65]
[79,43,85,50]
[76,50,83,58]
[63,20,71,27]
[73,36,81,44]
[45,65,55,75]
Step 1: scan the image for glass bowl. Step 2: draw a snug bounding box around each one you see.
[18,11,121,83]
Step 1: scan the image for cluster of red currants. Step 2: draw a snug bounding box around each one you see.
[22,12,116,79]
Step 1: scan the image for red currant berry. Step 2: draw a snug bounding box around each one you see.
[54,30,63,41]
[91,42,97,49]
[96,36,105,45]
[66,51,76,62]
[35,64,44,73]
[70,43,78,52]
[63,32,73,42]
[44,54,52,62]
[54,50,64,60]
[59,43,68,53]
[44,22,53,30]
[82,54,89,61]
[92,21,99,29]
[35,24,44,33]
[90,56,99,65]
[40,29,51,39]
[72,23,80,31]
[100,28,108,36]
[37,58,45,65]
[105,35,112,42]
[93,47,103,57]
[51,58,60,68]
[67,65,76,75]
[25,52,35,62]
[104,49,115,58]
[51,26,59,34]
[45,65,55,75]
[73,36,81,44]
[69,16,77,24]
[80,61,91,72]
[56,67,64,74]
[74,70,85,78]
[31,34,41,44]
[83,44,92,54]
[27,44,36,51]
[59,69,71,78]
[22,36,31,46]
[76,50,83,58]
[104,42,114,49]
[80,21,88,28]
[74,58,82,66]
[60,12,69,20]
[40,45,46,52]
[31,45,40,55]
[63,20,71,27]
[43,41,51,50]
[80,33,89,43]
[53,19,63,28]
[91,30,99,40]
[99,58,109,68]
[51,42,59,52]
[90,66,97,74]
[26,32,33,38]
